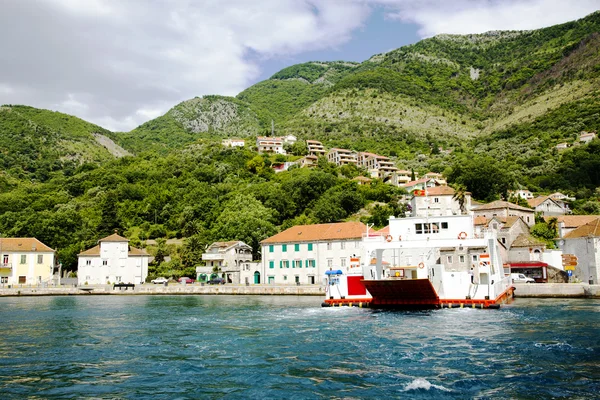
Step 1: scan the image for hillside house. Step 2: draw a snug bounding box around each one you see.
[357,152,398,179]
[548,215,600,237]
[401,178,437,194]
[472,200,535,227]
[260,222,366,285]
[527,196,567,216]
[352,176,372,186]
[555,142,569,150]
[256,137,285,154]
[306,140,326,157]
[200,241,253,284]
[77,232,150,285]
[579,131,596,143]
[283,134,297,145]
[327,148,357,166]
[221,138,245,147]
[0,238,55,286]
[299,155,318,168]
[423,172,446,185]
[509,189,534,200]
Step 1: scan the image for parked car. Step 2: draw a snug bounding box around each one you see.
[151,277,168,284]
[178,277,194,284]
[511,273,535,283]
[208,277,225,285]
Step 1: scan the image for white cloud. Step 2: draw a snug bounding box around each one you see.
[0,0,597,132]
[381,0,600,37]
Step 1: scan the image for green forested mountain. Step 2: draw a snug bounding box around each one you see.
[2,12,600,275]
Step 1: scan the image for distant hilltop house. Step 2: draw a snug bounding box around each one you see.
[221,138,245,148]
[77,231,150,285]
[256,137,285,154]
[271,161,297,173]
[306,140,326,157]
[472,200,535,226]
[401,178,437,193]
[508,189,534,200]
[260,221,366,285]
[579,131,596,143]
[555,142,569,151]
[357,152,398,179]
[327,148,357,166]
[352,176,372,186]
[282,134,297,145]
[299,155,318,168]
[199,241,256,284]
[0,238,55,286]
[422,172,446,185]
[392,169,415,186]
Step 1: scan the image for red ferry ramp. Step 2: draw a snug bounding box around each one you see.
[362,279,440,309]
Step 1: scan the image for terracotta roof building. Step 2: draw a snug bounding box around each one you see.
[0,238,55,285]
[260,222,366,285]
[473,200,535,227]
[557,217,600,284]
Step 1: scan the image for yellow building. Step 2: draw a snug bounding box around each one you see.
[0,238,55,285]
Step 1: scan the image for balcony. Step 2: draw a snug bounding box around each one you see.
[0,263,12,269]
[202,253,225,261]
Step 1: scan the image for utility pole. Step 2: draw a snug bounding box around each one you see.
[271,119,274,136]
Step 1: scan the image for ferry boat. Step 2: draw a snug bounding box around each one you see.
[322,215,515,309]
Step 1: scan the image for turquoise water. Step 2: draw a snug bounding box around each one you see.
[0,296,598,399]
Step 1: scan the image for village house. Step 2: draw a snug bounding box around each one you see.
[77,232,150,285]
[260,222,366,285]
[306,140,326,157]
[352,176,372,186]
[423,172,446,185]
[356,152,398,179]
[401,178,437,194]
[221,138,245,148]
[555,142,569,151]
[0,238,55,286]
[557,217,600,284]
[410,185,471,217]
[299,155,318,168]
[391,170,414,186]
[527,195,567,216]
[283,134,297,145]
[256,137,285,154]
[472,200,536,227]
[327,148,357,166]
[579,131,596,143]
[508,189,534,200]
[549,215,600,237]
[200,241,253,284]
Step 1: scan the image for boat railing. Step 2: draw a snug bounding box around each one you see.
[491,275,512,297]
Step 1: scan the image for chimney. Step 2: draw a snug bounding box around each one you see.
[558,221,565,238]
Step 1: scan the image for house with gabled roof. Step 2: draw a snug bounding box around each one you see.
[549,215,600,237]
[77,231,150,285]
[260,221,366,285]
[200,241,254,284]
[527,195,566,216]
[472,200,535,227]
[557,217,600,284]
[579,131,596,143]
[0,238,55,286]
[401,178,437,193]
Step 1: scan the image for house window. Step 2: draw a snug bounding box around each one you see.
[19,276,26,284]
[340,242,345,250]
[116,276,122,282]
[284,275,288,281]
[20,255,26,264]
[340,258,346,267]
[284,260,290,268]
[447,256,453,263]
[472,255,478,262]
[102,260,108,266]
[268,276,274,284]
[459,255,465,263]
[492,223,498,230]
[282,244,287,252]
[2,255,7,264]
[269,260,274,269]
[308,243,313,251]
[85,276,90,281]
[294,244,300,251]
[327,259,333,268]
[502,238,506,244]
[269,245,274,253]
[1,277,7,283]
[86,260,91,266]
[327,243,332,250]
[308,259,316,268]
[37,255,43,264]
[434,198,439,203]
[295,260,302,268]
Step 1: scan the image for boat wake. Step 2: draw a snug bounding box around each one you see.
[403,378,451,392]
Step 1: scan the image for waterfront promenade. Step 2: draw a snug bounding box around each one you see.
[0,282,599,298]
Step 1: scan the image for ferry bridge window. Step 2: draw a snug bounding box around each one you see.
[441,222,448,229]
[424,224,431,234]
[415,224,423,234]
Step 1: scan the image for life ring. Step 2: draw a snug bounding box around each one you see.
[458,231,467,240]
[398,235,402,241]
[395,271,400,277]
[385,235,393,242]
[418,262,425,269]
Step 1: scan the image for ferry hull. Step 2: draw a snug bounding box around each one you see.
[322,279,515,309]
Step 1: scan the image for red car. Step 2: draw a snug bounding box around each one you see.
[178,277,194,284]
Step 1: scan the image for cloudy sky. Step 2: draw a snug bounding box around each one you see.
[1,0,598,132]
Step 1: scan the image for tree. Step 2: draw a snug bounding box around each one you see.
[452,183,468,214]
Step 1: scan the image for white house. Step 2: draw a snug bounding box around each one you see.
[306,140,326,157]
[283,134,297,145]
[200,241,253,284]
[410,185,471,217]
[256,137,285,154]
[0,238,55,285]
[558,218,600,284]
[222,138,245,147]
[327,148,357,166]
[77,232,150,285]
[579,131,596,143]
[509,189,534,200]
[260,222,366,285]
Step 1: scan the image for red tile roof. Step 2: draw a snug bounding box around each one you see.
[261,222,366,244]
[544,215,600,228]
[564,218,600,239]
[474,200,533,212]
[0,238,54,252]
